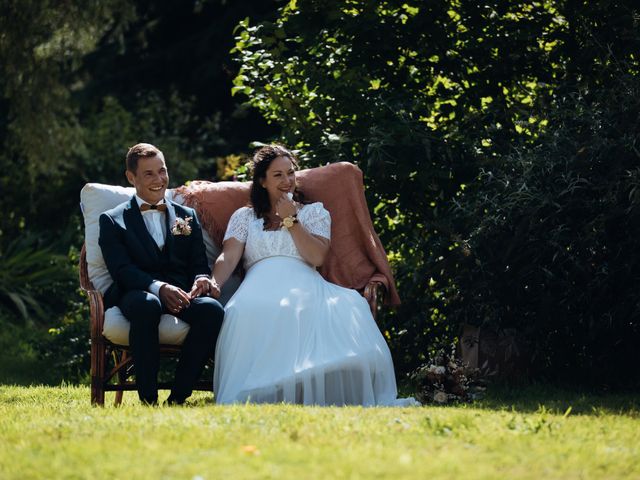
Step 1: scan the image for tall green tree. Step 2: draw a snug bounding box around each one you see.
[0,0,280,329]
[1,0,281,242]
[232,0,562,370]
[453,68,640,387]
[0,0,134,323]
[73,0,281,194]
[232,0,640,381]
[0,0,135,239]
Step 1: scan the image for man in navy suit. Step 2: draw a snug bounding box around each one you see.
[99,143,223,405]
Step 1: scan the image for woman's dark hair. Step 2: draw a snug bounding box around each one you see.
[249,144,304,220]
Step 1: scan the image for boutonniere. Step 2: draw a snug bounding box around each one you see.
[171,216,193,236]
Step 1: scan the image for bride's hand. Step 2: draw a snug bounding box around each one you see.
[275,193,297,218]
[189,277,220,299]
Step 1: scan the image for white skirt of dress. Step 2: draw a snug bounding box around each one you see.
[213,256,416,406]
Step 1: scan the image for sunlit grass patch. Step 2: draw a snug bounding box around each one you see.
[1,385,639,479]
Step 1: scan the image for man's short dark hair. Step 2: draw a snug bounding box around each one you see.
[126,143,163,173]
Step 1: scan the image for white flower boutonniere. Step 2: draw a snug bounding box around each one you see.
[171,216,193,236]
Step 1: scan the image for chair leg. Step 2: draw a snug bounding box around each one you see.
[114,351,129,406]
[91,339,106,406]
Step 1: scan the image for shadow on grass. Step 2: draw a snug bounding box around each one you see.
[0,353,66,386]
[0,317,92,387]
[471,382,640,416]
[0,327,63,386]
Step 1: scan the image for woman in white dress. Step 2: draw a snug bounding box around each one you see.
[209,145,415,406]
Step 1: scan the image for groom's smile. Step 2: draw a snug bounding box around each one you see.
[126,154,169,205]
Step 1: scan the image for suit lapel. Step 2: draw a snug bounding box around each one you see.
[124,197,161,261]
[163,198,177,255]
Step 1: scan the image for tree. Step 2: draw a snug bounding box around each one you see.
[452,67,640,387]
[232,0,640,382]
[0,0,281,241]
[0,1,134,324]
[232,0,560,371]
[0,0,135,240]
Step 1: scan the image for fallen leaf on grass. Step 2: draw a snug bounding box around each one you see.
[241,445,261,455]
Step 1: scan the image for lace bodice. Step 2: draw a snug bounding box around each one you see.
[223,202,331,269]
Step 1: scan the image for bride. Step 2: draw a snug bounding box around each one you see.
[208,144,415,406]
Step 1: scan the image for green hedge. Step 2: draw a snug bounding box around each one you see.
[451,72,640,387]
[230,0,640,387]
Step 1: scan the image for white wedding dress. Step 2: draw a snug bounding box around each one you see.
[213,202,416,406]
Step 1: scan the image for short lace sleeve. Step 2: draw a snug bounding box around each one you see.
[300,202,331,240]
[223,207,253,243]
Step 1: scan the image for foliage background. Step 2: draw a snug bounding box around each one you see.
[230,0,640,388]
[1,0,638,390]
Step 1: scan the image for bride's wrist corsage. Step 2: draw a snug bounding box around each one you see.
[280,192,300,229]
[281,214,299,229]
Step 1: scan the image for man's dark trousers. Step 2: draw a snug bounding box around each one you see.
[120,291,223,404]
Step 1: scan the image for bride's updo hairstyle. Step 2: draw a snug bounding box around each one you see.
[249,144,303,219]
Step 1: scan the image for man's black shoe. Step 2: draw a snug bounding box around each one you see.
[166,394,186,406]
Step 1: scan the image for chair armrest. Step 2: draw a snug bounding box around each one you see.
[86,289,105,343]
[79,243,105,342]
[363,280,386,320]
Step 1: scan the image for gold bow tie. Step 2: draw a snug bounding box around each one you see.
[140,203,167,212]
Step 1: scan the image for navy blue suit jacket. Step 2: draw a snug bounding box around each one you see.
[98,197,210,309]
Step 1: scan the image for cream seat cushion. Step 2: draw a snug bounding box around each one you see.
[80,183,240,346]
[103,307,190,346]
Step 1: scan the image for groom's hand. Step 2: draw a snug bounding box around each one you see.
[159,284,191,313]
[189,277,220,299]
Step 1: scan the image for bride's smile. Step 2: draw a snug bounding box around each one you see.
[260,155,297,206]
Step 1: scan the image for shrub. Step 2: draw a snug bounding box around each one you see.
[231,1,640,387]
[43,295,91,384]
[0,235,74,325]
[451,71,640,388]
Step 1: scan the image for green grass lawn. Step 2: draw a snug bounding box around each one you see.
[1,385,639,479]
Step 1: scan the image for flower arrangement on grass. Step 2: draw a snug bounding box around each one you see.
[410,345,485,404]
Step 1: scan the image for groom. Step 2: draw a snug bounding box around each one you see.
[99,143,223,405]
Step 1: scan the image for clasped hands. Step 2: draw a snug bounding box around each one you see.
[159,277,220,314]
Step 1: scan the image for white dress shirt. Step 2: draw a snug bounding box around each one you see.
[134,195,167,297]
[135,195,167,249]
